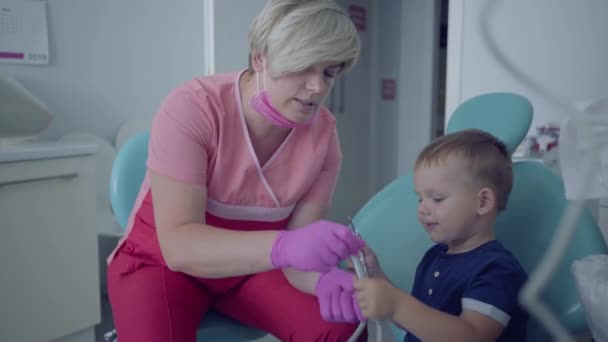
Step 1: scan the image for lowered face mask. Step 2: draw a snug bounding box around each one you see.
[249,70,317,128]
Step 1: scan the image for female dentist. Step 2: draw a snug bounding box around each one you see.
[107,1,367,341]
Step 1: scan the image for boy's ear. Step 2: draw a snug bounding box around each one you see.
[477,187,496,215]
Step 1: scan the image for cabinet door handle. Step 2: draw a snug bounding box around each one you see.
[0,172,79,188]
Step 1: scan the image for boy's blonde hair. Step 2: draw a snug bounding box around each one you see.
[248,0,360,77]
[415,129,513,211]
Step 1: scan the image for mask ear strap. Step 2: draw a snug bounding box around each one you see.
[262,61,268,91]
[255,71,261,94]
[254,59,267,94]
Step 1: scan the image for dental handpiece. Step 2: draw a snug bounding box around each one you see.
[347,217,383,342]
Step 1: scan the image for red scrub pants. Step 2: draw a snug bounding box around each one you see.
[108,242,363,342]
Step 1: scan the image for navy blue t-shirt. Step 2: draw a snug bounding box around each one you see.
[404,240,528,342]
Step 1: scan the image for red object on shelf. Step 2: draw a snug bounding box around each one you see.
[348,5,367,32]
[547,141,558,151]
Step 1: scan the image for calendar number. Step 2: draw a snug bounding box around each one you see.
[27,53,48,62]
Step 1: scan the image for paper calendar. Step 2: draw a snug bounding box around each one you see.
[0,0,49,65]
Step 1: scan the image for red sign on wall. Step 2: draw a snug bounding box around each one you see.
[382,79,397,100]
[348,5,367,32]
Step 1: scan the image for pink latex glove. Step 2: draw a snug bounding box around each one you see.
[315,268,365,322]
[270,220,364,272]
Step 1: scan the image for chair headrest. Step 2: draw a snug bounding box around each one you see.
[446,93,533,155]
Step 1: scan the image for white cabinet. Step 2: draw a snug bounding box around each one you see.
[0,143,100,342]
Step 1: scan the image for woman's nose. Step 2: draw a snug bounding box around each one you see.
[306,72,325,94]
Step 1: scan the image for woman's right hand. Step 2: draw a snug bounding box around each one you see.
[270,220,364,272]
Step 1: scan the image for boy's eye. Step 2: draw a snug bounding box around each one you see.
[432,197,445,203]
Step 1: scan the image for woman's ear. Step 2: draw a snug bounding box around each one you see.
[477,187,497,216]
[251,51,265,73]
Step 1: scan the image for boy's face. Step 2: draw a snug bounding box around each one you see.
[414,156,488,252]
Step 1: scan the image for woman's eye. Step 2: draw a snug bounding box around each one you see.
[324,71,336,78]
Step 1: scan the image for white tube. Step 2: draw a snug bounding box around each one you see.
[348,252,383,342]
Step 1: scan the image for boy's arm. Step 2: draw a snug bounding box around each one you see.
[391,290,504,342]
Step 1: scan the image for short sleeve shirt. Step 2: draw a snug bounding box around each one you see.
[405,241,528,342]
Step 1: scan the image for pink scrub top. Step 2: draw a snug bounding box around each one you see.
[108,70,342,290]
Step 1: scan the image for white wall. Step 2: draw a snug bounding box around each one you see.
[0,0,206,142]
[328,0,372,222]
[368,0,440,193]
[370,0,402,191]
[396,0,438,175]
[446,0,608,132]
[212,0,267,74]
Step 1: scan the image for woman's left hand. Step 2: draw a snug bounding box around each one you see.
[315,268,365,322]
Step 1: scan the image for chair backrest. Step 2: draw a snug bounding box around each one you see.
[446,92,533,154]
[109,130,150,229]
[353,93,608,341]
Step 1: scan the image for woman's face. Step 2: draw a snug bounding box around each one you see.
[262,61,343,123]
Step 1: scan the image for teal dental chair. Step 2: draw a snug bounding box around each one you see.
[352,93,608,341]
[108,130,267,342]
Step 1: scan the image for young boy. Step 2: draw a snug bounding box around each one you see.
[353,129,528,341]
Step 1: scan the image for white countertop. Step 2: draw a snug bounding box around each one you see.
[0,141,97,163]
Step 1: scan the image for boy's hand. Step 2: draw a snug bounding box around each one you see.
[354,278,398,320]
[345,246,387,279]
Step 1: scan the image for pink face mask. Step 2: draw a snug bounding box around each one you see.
[249,70,316,128]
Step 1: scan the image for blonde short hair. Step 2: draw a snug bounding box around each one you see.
[249,0,360,76]
[415,129,513,211]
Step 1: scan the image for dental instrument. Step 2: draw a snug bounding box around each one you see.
[349,217,369,278]
[347,217,383,342]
